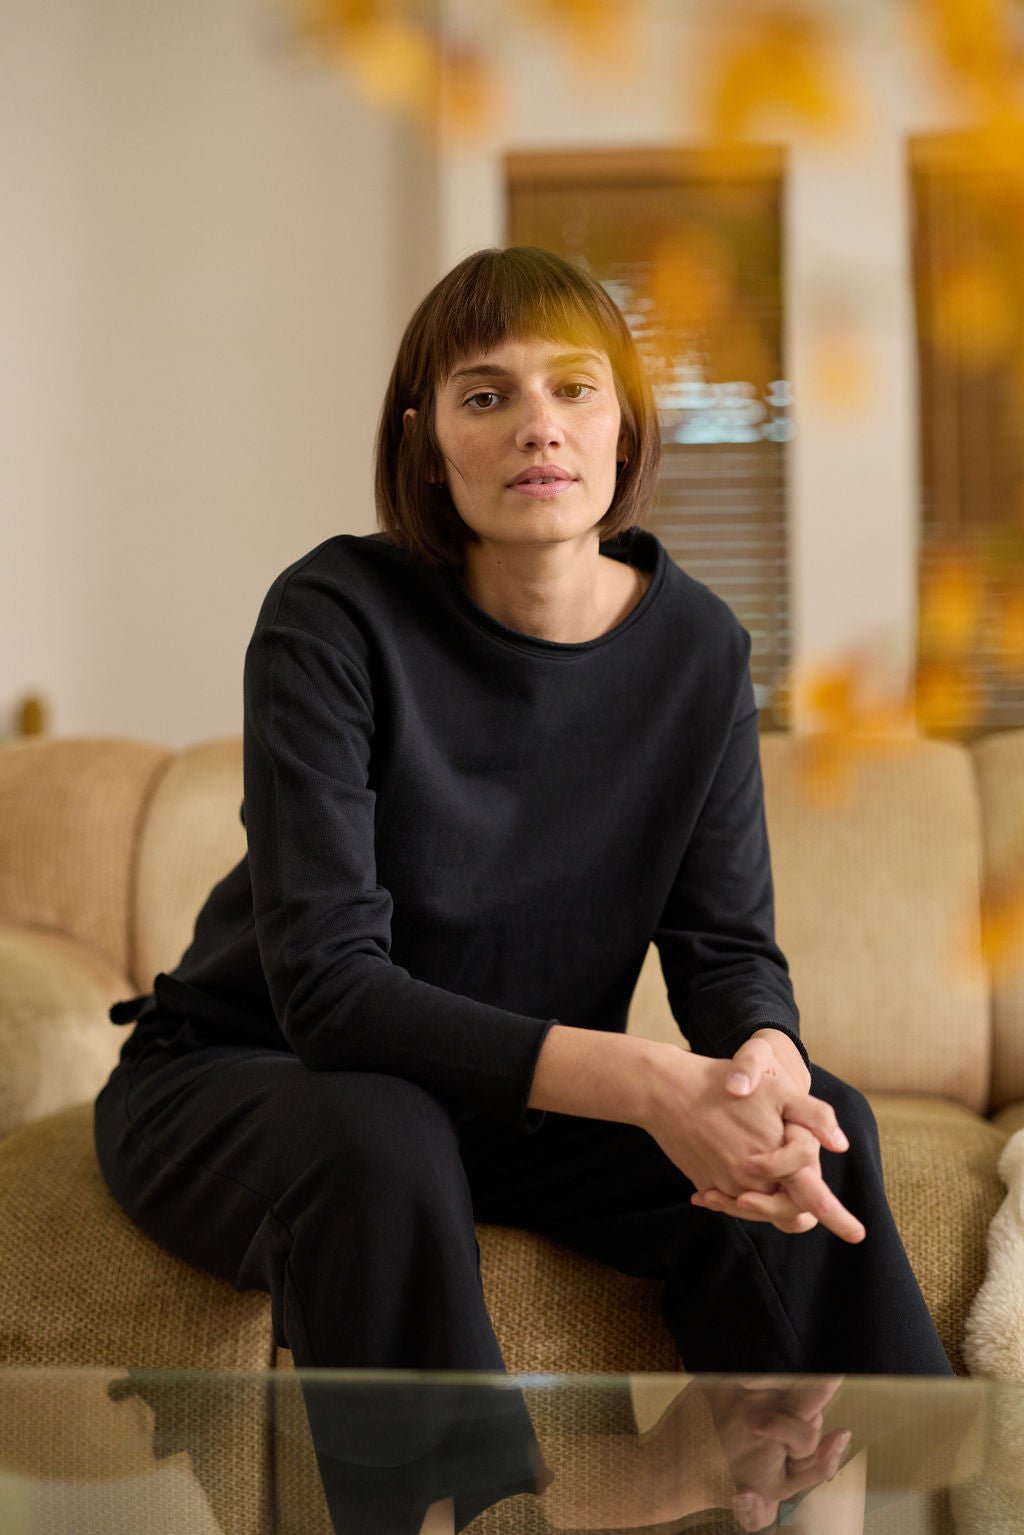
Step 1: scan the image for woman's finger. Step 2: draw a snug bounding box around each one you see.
[725,1037,776,1098]
[781,1166,866,1244]
[695,1186,819,1234]
[782,1093,850,1154]
[745,1125,819,1181]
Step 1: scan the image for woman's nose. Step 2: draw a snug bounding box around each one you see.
[514,392,564,451]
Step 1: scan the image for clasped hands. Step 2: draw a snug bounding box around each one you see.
[657,1031,866,1243]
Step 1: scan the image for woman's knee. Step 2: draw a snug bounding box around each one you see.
[278,1070,467,1216]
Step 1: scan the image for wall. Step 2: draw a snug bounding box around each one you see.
[436,0,964,718]
[2,0,438,745]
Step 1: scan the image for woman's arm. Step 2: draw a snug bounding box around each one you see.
[242,608,552,1124]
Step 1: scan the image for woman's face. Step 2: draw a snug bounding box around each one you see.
[408,334,626,557]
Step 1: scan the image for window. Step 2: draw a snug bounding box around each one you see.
[507,146,790,724]
[911,132,1024,737]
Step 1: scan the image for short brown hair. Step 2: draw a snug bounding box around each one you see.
[375,246,661,566]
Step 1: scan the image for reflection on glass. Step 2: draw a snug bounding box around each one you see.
[0,1370,1021,1534]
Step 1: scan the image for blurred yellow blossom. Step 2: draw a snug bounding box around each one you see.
[789,652,916,807]
[918,557,985,654]
[699,2,865,143]
[520,0,635,73]
[437,39,504,144]
[978,867,1024,978]
[914,656,984,732]
[930,257,1019,368]
[808,305,875,416]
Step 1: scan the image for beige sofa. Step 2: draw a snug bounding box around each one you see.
[0,729,1022,1527]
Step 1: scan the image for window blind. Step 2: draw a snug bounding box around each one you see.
[911,132,1024,736]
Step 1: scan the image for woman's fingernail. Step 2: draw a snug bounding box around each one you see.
[833,1128,849,1150]
[728,1072,752,1093]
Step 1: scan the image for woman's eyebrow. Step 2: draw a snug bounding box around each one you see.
[447,350,606,385]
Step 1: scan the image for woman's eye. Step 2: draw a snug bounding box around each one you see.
[465,391,500,410]
[560,383,594,400]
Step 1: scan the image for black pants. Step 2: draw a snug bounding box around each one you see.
[94,1020,951,1527]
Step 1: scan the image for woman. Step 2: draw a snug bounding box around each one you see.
[95,246,950,1532]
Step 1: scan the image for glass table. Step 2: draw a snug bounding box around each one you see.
[0,1368,1020,1533]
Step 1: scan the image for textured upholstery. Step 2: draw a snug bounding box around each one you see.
[972,730,1024,1110]
[759,735,989,1109]
[0,738,168,978]
[0,925,128,1137]
[132,739,247,990]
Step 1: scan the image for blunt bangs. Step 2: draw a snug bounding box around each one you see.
[375,247,661,565]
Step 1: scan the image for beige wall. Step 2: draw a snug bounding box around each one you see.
[2,0,437,746]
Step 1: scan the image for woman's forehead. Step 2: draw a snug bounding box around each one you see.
[441,334,612,383]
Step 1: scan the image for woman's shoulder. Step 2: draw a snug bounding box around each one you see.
[253,533,426,633]
[632,529,749,654]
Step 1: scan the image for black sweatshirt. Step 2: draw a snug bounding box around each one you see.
[114,529,802,1124]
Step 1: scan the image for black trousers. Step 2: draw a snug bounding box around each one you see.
[94,1019,951,1528]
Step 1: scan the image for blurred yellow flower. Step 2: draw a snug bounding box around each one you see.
[914,656,984,732]
[930,258,1019,367]
[916,0,1011,99]
[332,15,438,118]
[919,557,985,653]
[808,308,875,416]
[789,653,915,806]
[520,0,635,72]
[700,2,865,142]
[438,39,504,144]
[978,867,1024,979]
[993,585,1024,673]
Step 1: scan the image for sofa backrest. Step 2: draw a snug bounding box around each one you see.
[132,739,247,990]
[760,734,989,1111]
[0,738,168,979]
[971,730,1024,1111]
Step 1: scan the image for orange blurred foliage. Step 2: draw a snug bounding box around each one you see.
[639,227,774,391]
[789,653,915,807]
[978,867,1024,978]
[994,587,1024,672]
[918,558,985,654]
[699,2,865,142]
[929,257,1019,368]
[914,655,984,732]
[807,306,875,416]
[437,39,505,144]
[519,0,635,73]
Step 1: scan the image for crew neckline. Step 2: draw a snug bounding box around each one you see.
[439,529,666,657]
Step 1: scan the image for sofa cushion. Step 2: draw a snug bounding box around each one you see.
[0,1103,273,1371]
[760,736,989,1110]
[0,738,168,978]
[0,925,129,1137]
[132,739,247,990]
[971,730,1024,1111]
[871,1094,1007,1374]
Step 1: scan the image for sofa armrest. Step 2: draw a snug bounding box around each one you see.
[0,923,130,1137]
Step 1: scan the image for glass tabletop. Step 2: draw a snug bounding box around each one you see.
[0,1368,1020,1534]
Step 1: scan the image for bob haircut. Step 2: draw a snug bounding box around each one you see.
[375,246,662,567]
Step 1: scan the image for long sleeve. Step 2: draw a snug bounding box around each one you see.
[654,652,805,1066]
[242,616,554,1123]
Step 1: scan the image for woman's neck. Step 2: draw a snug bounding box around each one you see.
[460,537,647,644]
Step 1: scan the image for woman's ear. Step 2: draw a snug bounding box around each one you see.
[403,408,417,438]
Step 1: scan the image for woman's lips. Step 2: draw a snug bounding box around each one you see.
[507,479,576,498]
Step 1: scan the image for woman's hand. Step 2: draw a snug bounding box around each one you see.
[703,1377,852,1533]
[689,1034,866,1244]
[643,1047,812,1206]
